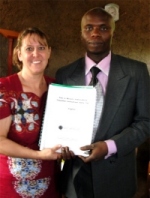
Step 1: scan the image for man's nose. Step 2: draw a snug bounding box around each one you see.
[91,27,101,36]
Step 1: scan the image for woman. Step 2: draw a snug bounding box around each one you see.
[0,27,61,197]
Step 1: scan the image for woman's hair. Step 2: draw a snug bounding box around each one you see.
[13,27,50,70]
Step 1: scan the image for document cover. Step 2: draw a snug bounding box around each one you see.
[39,83,96,156]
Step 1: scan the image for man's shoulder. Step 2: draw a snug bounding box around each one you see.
[57,57,84,73]
[113,54,146,66]
[112,54,149,78]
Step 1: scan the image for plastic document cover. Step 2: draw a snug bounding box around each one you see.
[39,83,96,156]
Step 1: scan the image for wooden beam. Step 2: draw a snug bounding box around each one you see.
[0,29,19,75]
[0,28,19,38]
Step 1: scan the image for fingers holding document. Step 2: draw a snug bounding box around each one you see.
[40,145,75,161]
[38,144,62,160]
[60,146,75,160]
[79,141,108,163]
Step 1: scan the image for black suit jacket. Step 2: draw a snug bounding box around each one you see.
[56,54,150,198]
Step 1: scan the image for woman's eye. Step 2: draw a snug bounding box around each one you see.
[26,47,33,51]
[39,46,45,50]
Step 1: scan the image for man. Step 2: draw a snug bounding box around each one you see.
[56,7,150,198]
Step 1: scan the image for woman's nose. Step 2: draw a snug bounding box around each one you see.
[32,48,39,56]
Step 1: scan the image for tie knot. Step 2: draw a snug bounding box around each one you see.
[90,66,100,86]
[90,66,100,76]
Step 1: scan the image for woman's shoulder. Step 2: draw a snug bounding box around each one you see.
[44,75,56,84]
[0,73,18,89]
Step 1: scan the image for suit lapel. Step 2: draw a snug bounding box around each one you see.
[95,54,131,140]
[65,55,131,140]
[66,58,86,86]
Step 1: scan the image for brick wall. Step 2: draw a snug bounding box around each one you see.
[0,0,149,77]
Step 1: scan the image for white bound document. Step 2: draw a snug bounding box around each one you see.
[39,83,96,156]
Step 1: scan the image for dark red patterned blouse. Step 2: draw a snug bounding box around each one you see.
[0,73,60,198]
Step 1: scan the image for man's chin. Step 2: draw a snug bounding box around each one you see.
[89,50,106,55]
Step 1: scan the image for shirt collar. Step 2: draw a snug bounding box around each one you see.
[85,51,111,76]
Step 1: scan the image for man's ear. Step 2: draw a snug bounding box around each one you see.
[112,30,116,38]
[80,31,83,41]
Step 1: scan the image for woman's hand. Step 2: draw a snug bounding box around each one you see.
[38,145,75,161]
[37,144,62,160]
[78,141,108,163]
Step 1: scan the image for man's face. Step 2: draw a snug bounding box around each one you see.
[81,12,115,57]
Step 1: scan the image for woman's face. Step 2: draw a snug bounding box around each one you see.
[18,34,51,75]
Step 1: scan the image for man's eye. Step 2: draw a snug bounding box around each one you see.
[85,26,93,31]
[100,26,109,31]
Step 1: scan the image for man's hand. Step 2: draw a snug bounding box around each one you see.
[78,141,108,163]
[59,146,75,160]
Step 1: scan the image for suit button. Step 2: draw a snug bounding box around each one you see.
[110,159,115,164]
